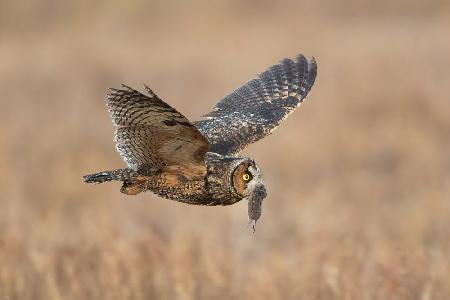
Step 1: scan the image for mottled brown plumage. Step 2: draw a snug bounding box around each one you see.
[83,54,317,230]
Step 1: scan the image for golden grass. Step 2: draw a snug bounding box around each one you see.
[1,0,450,299]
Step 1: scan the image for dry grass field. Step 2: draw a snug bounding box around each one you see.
[1,0,450,299]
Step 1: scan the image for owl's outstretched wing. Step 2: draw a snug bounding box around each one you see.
[107,85,209,180]
[194,54,317,156]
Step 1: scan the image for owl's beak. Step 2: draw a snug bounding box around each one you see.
[247,184,267,232]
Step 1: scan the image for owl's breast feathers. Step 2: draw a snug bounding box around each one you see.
[143,153,242,206]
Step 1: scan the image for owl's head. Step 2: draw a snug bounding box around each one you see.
[231,158,267,231]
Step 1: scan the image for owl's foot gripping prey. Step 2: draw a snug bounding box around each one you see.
[83,54,317,229]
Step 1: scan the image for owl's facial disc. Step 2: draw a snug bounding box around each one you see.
[232,161,267,231]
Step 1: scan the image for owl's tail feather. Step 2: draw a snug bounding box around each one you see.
[83,168,139,184]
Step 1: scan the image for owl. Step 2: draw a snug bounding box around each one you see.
[84,54,317,230]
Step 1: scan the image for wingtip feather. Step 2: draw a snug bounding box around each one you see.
[306,56,317,88]
[143,83,156,97]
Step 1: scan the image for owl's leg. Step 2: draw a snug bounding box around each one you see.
[83,169,148,195]
[120,180,147,195]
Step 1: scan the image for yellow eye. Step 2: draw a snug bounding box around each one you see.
[242,173,251,181]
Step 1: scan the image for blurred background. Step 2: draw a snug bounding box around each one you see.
[1,0,450,299]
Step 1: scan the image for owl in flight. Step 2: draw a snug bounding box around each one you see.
[84,54,317,230]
